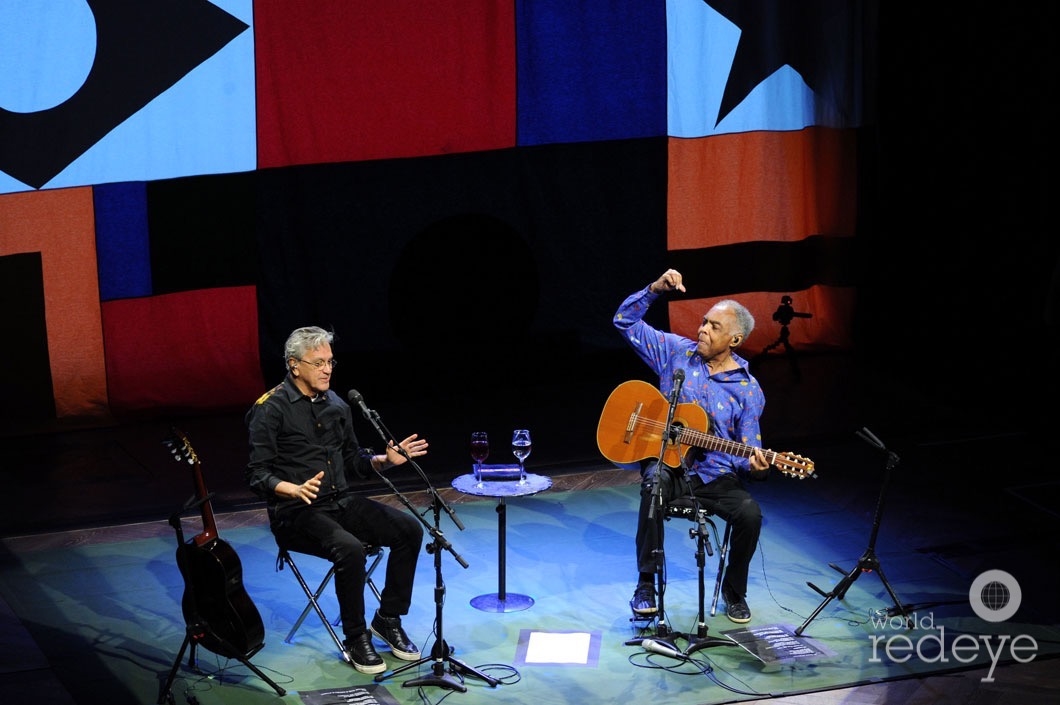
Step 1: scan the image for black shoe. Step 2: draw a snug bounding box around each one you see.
[370,610,420,661]
[631,582,657,615]
[725,596,751,624]
[343,632,385,674]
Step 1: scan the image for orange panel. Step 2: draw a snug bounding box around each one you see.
[668,128,858,249]
[0,189,107,419]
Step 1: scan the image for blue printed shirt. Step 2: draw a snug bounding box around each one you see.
[614,286,766,484]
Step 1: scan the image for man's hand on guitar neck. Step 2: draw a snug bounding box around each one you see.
[750,445,767,472]
[749,447,770,478]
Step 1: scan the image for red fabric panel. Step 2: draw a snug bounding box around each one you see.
[0,188,107,419]
[101,286,263,414]
[666,127,858,351]
[667,128,858,248]
[254,0,516,168]
[668,286,855,356]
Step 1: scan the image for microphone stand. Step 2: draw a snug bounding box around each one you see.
[795,427,911,636]
[626,372,684,654]
[359,404,499,691]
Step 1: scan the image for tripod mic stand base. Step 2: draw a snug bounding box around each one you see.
[624,635,680,649]
[685,636,737,655]
[377,640,501,690]
[402,666,467,692]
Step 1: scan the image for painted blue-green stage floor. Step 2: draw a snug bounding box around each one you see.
[2,470,1058,705]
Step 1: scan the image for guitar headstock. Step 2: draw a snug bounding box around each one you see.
[165,427,199,466]
[774,452,816,480]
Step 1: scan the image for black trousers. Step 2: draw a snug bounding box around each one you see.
[636,464,762,599]
[273,495,423,639]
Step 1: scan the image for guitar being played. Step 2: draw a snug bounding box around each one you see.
[597,379,815,480]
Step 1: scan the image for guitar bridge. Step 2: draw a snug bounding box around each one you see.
[623,402,642,444]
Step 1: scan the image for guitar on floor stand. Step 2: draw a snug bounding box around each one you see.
[158,428,284,704]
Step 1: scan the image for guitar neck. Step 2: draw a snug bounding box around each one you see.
[168,428,219,546]
[191,459,218,545]
[679,426,775,464]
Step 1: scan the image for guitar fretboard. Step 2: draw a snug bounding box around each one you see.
[677,425,778,465]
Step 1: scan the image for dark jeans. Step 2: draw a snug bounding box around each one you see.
[636,463,762,599]
[272,495,423,639]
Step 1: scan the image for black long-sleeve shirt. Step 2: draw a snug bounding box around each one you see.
[245,376,375,523]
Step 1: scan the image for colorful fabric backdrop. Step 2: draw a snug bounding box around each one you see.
[0,0,874,430]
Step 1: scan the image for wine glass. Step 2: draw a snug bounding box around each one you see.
[471,432,489,484]
[511,429,531,484]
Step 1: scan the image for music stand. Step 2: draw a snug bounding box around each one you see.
[795,427,911,636]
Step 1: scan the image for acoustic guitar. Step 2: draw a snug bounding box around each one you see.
[167,428,265,659]
[597,380,816,480]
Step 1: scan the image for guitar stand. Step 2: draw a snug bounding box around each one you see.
[795,428,911,636]
[158,623,285,704]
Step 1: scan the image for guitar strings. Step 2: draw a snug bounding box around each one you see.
[631,416,813,477]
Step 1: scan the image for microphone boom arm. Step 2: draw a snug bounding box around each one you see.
[349,390,467,567]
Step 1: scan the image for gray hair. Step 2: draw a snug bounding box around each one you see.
[283,326,334,364]
[715,300,755,339]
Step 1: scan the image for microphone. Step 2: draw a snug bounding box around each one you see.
[669,368,685,403]
[641,638,688,660]
[347,389,374,421]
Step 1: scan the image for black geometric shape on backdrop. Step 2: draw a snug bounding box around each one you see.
[0,0,248,189]
[388,213,540,377]
[147,171,258,294]
[705,0,867,126]
[670,235,858,298]
[0,253,55,426]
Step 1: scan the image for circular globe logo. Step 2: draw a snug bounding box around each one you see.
[969,569,1021,622]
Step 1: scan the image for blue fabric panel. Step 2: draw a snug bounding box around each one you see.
[516,0,667,146]
[94,182,151,301]
[668,0,868,137]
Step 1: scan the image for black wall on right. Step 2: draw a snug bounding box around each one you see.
[853,3,1058,445]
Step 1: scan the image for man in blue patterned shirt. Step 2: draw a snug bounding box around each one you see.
[614,269,771,624]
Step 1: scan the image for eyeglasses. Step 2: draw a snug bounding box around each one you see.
[297,358,337,370]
